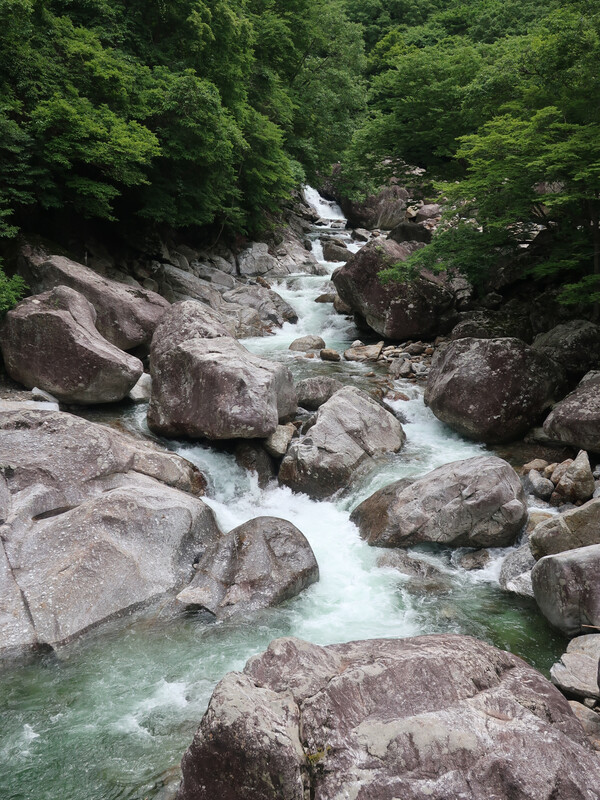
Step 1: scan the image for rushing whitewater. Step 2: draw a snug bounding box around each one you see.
[0,190,565,800]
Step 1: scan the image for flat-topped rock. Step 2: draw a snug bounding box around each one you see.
[551,635,600,701]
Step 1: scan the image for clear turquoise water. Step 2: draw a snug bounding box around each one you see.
[0,195,568,800]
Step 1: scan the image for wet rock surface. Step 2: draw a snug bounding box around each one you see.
[177,634,600,800]
[351,456,527,549]
[279,386,405,499]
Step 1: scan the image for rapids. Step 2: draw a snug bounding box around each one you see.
[0,188,566,800]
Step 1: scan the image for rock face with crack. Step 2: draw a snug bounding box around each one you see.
[176,634,600,800]
[176,517,318,618]
[279,386,405,499]
[0,407,218,658]
[351,456,527,548]
[147,301,297,439]
[18,245,169,350]
[0,286,143,404]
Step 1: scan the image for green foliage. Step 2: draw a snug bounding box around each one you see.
[0,258,26,313]
[344,0,600,306]
[0,0,365,239]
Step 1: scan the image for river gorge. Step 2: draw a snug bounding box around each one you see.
[0,190,575,800]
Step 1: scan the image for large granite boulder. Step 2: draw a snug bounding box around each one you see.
[176,634,600,800]
[147,302,297,439]
[351,456,527,548]
[551,635,600,702]
[498,542,535,597]
[339,184,409,229]
[532,544,600,636]
[0,407,217,658]
[279,386,405,499]
[295,376,343,410]
[0,286,143,404]
[18,245,169,350]
[543,371,600,453]
[332,239,456,341]
[389,220,432,244]
[533,320,600,377]
[530,499,600,559]
[176,517,318,618]
[425,337,565,443]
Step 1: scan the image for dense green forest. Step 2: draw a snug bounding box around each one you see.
[0,0,599,307]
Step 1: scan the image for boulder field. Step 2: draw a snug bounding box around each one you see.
[176,634,600,800]
[0,407,319,659]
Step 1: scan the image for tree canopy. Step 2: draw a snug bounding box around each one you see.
[0,0,365,240]
[341,0,600,306]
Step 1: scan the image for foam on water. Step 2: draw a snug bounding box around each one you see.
[0,188,568,800]
[303,184,345,220]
